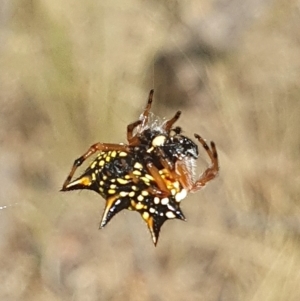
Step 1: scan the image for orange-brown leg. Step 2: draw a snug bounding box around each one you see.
[61,143,130,191]
[126,90,154,144]
[127,120,142,145]
[145,162,171,197]
[140,89,154,129]
[156,147,175,171]
[190,134,219,192]
[175,160,194,191]
[164,110,181,132]
[122,159,170,198]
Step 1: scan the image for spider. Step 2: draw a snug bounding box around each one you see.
[61,90,219,245]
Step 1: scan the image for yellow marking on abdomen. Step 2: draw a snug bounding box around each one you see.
[134,162,143,169]
[117,178,129,185]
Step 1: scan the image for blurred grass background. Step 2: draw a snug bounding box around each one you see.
[0,0,300,300]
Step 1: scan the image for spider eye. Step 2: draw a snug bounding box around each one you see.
[152,135,167,147]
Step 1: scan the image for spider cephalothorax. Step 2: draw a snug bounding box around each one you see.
[162,134,199,160]
[61,90,219,245]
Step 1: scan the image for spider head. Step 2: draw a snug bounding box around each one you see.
[166,134,199,160]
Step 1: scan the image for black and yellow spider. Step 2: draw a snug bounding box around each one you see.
[61,90,219,245]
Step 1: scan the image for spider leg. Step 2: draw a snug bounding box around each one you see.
[164,111,181,132]
[156,147,175,171]
[126,90,154,145]
[190,134,219,192]
[157,146,201,188]
[126,169,170,198]
[145,161,171,197]
[125,157,171,198]
[174,161,194,190]
[61,143,130,191]
[140,89,154,128]
[127,120,142,145]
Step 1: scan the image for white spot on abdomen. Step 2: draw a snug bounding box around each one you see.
[175,189,187,202]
